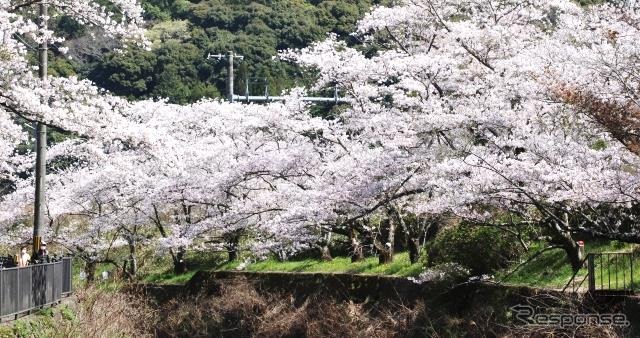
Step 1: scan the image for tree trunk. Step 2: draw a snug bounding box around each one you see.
[172,204,192,274]
[85,261,96,283]
[153,205,187,274]
[548,212,583,272]
[173,247,187,274]
[320,245,332,261]
[378,249,393,264]
[376,213,396,264]
[407,237,421,264]
[564,241,582,272]
[225,236,238,263]
[227,244,238,262]
[224,230,243,263]
[128,242,137,278]
[395,208,423,264]
[319,230,333,261]
[349,228,364,263]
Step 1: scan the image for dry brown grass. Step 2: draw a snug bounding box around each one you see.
[2,273,629,338]
[151,279,630,338]
[155,278,422,338]
[64,285,157,338]
[34,279,627,338]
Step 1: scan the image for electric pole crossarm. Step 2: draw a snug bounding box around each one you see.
[207,51,244,103]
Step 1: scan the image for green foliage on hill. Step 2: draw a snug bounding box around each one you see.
[57,0,383,103]
[53,0,610,104]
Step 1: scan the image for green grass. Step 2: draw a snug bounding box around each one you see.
[218,252,424,277]
[499,240,639,290]
[70,258,124,291]
[142,252,425,284]
[591,251,640,291]
[140,251,226,284]
[140,240,640,291]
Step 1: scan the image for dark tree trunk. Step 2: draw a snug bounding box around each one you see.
[375,213,396,265]
[128,242,137,278]
[564,241,582,272]
[548,212,583,272]
[349,228,364,263]
[227,245,238,262]
[395,207,424,265]
[378,250,393,264]
[153,205,188,274]
[173,247,187,274]
[85,261,97,283]
[172,204,192,274]
[224,230,243,263]
[225,236,239,263]
[407,237,421,264]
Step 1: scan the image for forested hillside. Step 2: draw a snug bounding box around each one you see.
[52,0,381,103]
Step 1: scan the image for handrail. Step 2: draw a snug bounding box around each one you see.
[574,274,589,292]
[0,260,64,272]
[562,255,589,292]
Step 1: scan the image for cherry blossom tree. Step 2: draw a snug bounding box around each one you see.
[1,0,147,135]
[4,0,640,277]
[281,0,640,269]
[0,95,330,274]
[0,0,148,271]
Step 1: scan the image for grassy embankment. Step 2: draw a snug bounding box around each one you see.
[142,240,640,290]
[500,240,640,289]
[143,252,424,284]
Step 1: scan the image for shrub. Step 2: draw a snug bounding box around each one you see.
[428,225,524,275]
[0,327,13,338]
[409,263,470,287]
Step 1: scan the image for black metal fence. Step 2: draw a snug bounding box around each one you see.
[0,257,72,318]
[588,252,638,292]
[564,252,639,293]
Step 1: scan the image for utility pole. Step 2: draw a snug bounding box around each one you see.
[33,1,48,256]
[207,51,244,103]
[208,52,349,104]
[227,51,234,103]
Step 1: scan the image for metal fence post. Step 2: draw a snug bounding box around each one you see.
[15,267,19,320]
[29,265,33,309]
[0,267,3,317]
[588,254,596,292]
[53,262,56,303]
[62,258,72,295]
